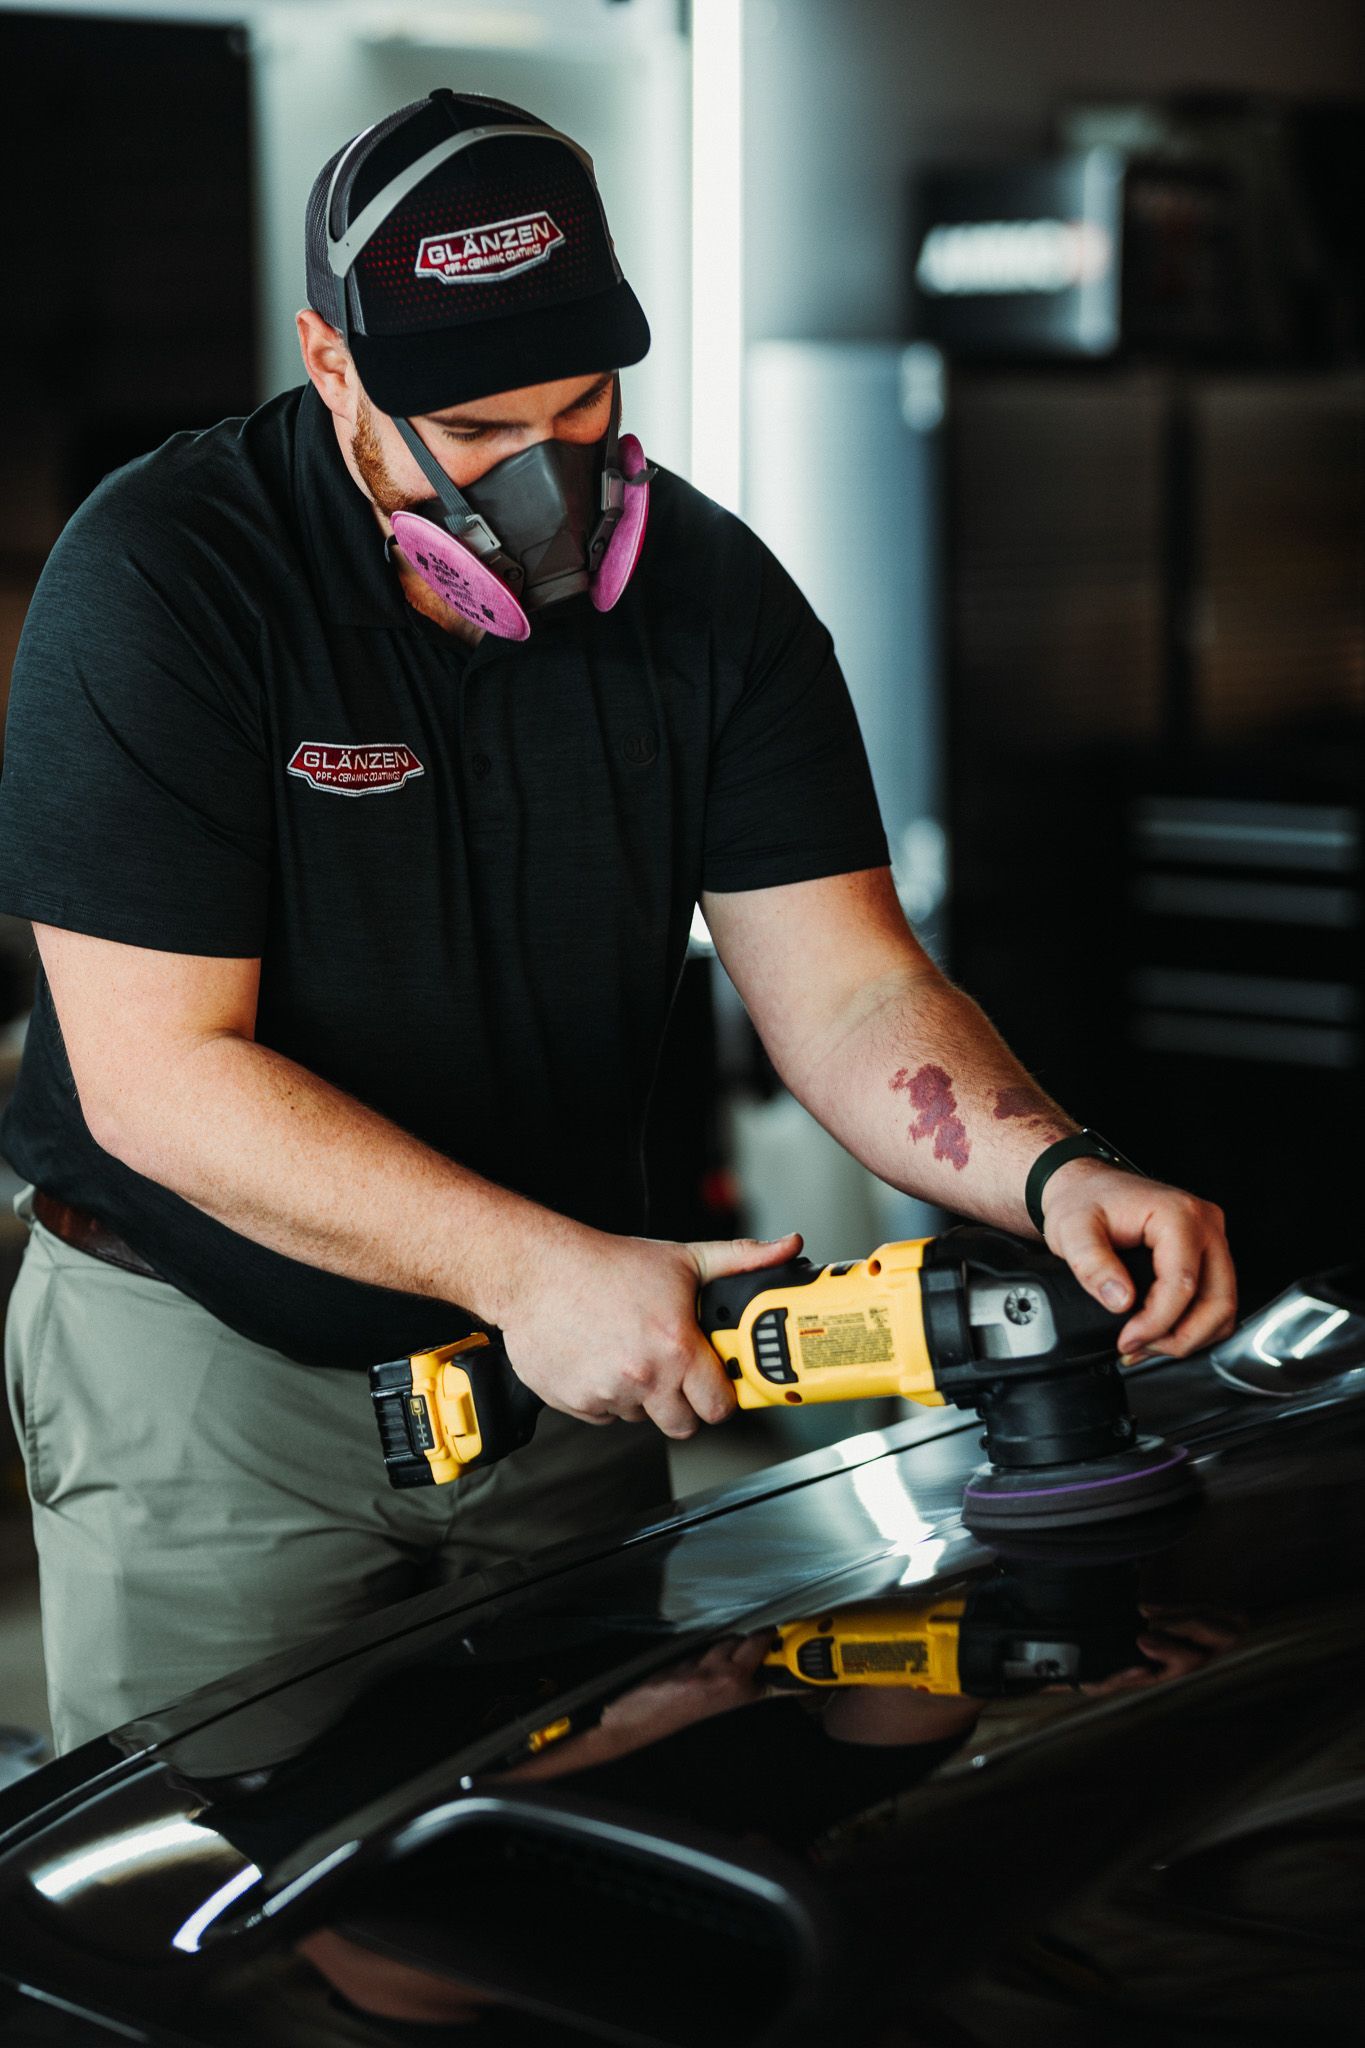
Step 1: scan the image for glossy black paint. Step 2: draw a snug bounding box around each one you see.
[0,1340,1362,2047]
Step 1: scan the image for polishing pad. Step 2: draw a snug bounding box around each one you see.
[962,1436,1196,1534]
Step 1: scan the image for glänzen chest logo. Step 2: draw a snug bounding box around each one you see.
[415,210,565,285]
[287,741,425,797]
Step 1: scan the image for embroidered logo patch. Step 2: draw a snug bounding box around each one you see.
[415,211,565,285]
[287,742,425,797]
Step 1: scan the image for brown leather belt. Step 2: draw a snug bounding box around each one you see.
[33,1191,166,1283]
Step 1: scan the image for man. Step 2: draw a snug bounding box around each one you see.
[0,91,1235,1752]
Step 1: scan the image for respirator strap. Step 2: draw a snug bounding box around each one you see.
[390,416,526,596]
[587,379,659,572]
[325,117,615,327]
[584,381,624,573]
[324,129,524,593]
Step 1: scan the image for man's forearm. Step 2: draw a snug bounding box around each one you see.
[710,872,1234,1354]
[779,965,1078,1232]
[104,1033,569,1323]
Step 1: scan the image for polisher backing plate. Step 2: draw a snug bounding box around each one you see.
[980,1498,1201,1566]
[962,1435,1196,1534]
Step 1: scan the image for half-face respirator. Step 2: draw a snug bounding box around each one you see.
[326,116,654,641]
[387,383,652,640]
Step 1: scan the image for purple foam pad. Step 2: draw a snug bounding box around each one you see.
[390,511,531,641]
[591,433,651,613]
[962,1438,1196,1533]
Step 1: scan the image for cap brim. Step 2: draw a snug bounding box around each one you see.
[350,278,651,417]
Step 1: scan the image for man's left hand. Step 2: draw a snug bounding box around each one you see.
[1040,1160,1238,1359]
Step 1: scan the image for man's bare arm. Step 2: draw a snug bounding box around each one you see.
[701,868,1237,1359]
[32,924,798,1437]
[35,923,549,1320]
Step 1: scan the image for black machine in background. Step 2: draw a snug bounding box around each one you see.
[0,10,257,776]
[943,363,1364,1302]
[912,96,1365,371]
[0,11,258,524]
[749,96,1363,1310]
[914,97,1365,1305]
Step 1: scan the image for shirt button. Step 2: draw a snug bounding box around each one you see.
[471,752,492,780]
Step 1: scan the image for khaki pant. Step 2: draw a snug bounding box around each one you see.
[4,1193,669,1753]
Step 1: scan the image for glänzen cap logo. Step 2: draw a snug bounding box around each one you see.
[415,210,566,286]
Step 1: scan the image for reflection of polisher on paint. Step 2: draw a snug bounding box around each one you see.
[371,1227,1196,1533]
[765,1556,1161,1699]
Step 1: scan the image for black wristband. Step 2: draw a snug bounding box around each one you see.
[1025,1130,1145,1234]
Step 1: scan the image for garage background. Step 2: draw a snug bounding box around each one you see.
[2,0,1363,1753]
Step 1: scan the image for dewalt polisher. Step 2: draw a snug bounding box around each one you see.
[764,1542,1173,1697]
[370,1225,1195,1533]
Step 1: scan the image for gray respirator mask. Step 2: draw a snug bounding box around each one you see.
[432,432,599,609]
[384,382,652,641]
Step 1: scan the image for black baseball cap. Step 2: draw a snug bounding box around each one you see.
[305,88,650,417]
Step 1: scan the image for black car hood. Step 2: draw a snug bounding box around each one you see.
[2,1345,1364,2046]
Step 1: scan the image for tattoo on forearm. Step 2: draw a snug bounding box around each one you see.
[992,1085,1069,1141]
[890,1063,970,1171]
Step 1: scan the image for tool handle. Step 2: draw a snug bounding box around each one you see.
[1117,1244,1156,1296]
[469,1336,546,1462]
[697,1258,821,1339]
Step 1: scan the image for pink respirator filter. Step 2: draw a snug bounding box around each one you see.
[389,511,532,640]
[591,433,651,613]
[390,432,652,640]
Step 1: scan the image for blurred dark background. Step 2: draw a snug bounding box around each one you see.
[743,0,1365,1310]
[0,5,1362,1729]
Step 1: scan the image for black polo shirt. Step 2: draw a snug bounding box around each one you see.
[0,385,887,1370]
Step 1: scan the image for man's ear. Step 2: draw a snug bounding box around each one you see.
[296,308,354,418]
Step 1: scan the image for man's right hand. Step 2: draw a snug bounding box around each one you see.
[497,1227,803,1439]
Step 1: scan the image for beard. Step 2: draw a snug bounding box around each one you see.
[351,393,485,638]
[350,393,423,516]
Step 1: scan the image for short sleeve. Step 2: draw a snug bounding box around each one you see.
[0,480,270,956]
[701,534,888,894]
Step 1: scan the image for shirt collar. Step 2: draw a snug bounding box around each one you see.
[293,381,415,630]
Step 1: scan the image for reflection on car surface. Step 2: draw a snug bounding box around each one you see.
[2,1268,1365,2045]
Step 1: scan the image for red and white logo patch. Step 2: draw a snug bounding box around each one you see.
[287,741,425,797]
[415,210,565,285]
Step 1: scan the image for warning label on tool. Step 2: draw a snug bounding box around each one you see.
[842,1639,929,1676]
[795,1307,895,1370]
